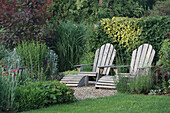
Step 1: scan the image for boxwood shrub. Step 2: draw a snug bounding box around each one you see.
[15,81,76,112]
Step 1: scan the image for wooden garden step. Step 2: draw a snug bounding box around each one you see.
[98,80,115,83]
[96,82,116,86]
[64,75,84,77]
[95,85,116,89]
[60,75,86,87]
[60,81,79,84]
[61,79,81,81]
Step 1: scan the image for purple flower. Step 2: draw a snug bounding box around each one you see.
[164,54,168,57]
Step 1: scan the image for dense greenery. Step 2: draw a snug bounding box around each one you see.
[0,0,53,48]
[129,74,153,94]
[51,0,144,23]
[16,41,58,80]
[15,81,76,112]
[23,94,170,113]
[156,39,170,93]
[98,16,169,64]
[47,21,89,71]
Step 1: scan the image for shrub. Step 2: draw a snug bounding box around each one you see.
[139,16,170,63]
[48,21,89,72]
[15,81,76,112]
[100,17,142,51]
[129,74,153,94]
[16,41,58,80]
[116,77,130,93]
[99,16,170,64]
[0,0,53,48]
[156,39,170,93]
[149,0,170,16]
[0,69,21,112]
[50,0,144,24]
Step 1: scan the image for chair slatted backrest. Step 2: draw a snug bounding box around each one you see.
[130,44,155,75]
[92,43,116,75]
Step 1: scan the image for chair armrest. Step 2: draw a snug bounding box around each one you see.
[98,65,129,68]
[74,64,93,72]
[74,64,93,67]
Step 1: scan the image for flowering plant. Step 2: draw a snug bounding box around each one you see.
[0,68,21,112]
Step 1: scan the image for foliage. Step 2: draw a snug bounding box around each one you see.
[15,81,76,112]
[149,0,170,16]
[0,69,21,112]
[99,16,170,64]
[45,49,58,80]
[16,41,47,80]
[0,0,53,48]
[89,23,112,53]
[47,21,88,72]
[51,0,98,23]
[156,39,170,93]
[139,16,170,63]
[61,70,78,76]
[16,41,58,80]
[134,0,158,10]
[0,43,7,67]
[50,0,144,24]
[129,74,153,94]
[100,17,142,51]
[116,77,130,93]
[107,0,144,18]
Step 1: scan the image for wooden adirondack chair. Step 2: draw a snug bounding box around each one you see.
[75,43,116,76]
[98,44,156,80]
[74,43,116,82]
[60,43,116,87]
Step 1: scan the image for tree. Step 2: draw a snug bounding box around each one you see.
[0,0,53,48]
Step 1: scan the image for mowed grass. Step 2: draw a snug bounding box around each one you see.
[23,94,170,113]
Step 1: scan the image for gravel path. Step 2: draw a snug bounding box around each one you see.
[73,86,117,100]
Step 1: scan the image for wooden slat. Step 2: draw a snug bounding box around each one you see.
[64,75,84,77]
[92,49,100,72]
[133,45,143,74]
[101,44,111,74]
[95,85,116,89]
[63,76,83,78]
[100,76,114,79]
[106,49,116,75]
[61,81,79,84]
[138,44,148,68]
[98,80,114,83]
[78,72,97,76]
[143,45,152,67]
[96,44,105,73]
[61,78,80,81]
[96,82,116,86]
[130,49,137,74]
[148,49,155,66]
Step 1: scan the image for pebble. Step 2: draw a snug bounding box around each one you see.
[73,86,117,100]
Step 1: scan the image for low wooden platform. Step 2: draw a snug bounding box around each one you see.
[95,76,117,89]
[60,75,87,87]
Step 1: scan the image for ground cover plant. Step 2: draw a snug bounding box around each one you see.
[15,81,76,112]
[22,94,170,113]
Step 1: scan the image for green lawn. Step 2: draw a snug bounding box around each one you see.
[23,94,170,113]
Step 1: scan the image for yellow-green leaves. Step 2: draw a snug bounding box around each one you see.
[100,17,142,51]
